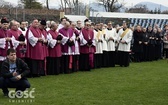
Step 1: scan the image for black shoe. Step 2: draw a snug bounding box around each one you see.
[124,65,129,67]
[3,89,9,97]
[120,65,123,67]
[32,74,41,77]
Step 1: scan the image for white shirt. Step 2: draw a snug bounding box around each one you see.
[94,29,103,54]
[105,28,118,51]
[117,28,133,52]
[19,27,27,36]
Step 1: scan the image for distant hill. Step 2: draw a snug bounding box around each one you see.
[135,2,168,12]
[89,2,168,12]
[90,2,106,12]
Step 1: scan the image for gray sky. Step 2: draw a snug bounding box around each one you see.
[122,0,168,7]
[4,0,168,7]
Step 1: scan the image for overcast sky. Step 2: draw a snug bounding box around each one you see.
[122,0,168,7]
[4,0,168,7]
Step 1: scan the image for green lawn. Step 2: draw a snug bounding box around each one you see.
[1,60,168,105]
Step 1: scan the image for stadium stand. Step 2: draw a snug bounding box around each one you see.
[90,12,168,29]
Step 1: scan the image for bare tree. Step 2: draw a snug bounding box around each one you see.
[59,0,68,13]
[72,0,79,14]
[59,0,82,15]
[46,0,49,9]
[0,0,13,8]
[97,0,125,12]
[162,10,168,14]
[60,0,64,9]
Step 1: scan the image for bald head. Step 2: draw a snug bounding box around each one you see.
[10,20,19,30]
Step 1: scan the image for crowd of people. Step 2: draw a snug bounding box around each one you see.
[0,17,168,78]
[132,25,168,62]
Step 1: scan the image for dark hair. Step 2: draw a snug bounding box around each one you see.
[1,17,9,24]
[7,48,16,55]
[60,17,67,22]
[91,22,96,26]
[84,19,89,23]
[20,21,26,24]
[77,20,81,23]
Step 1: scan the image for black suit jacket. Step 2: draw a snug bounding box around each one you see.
[0,58,30,78]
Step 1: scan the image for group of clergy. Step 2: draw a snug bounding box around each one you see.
[132,25,168,62]
[0,17,133,77]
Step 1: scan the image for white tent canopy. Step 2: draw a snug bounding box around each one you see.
[64,15,88,24]
[91,12,168,19]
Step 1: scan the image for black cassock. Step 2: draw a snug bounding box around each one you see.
[155,32,162,60]
[142,31,149,61]
[132,30,144,62]
[147,31,156,61]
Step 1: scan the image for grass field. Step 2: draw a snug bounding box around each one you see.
[0,60,168,105]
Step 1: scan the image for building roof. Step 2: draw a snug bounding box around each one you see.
[64,15,88,23]
[91,12,168,19]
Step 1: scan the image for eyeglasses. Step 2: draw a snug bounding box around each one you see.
[86,24,91,26]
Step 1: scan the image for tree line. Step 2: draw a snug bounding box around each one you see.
[1,0,168,14]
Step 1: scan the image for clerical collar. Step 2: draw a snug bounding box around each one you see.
[107,28,112,30]
[94,29,98,32]
[20,27,25,31]
[76,27,82,30]
[123,28,127,31]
